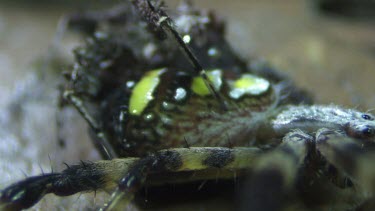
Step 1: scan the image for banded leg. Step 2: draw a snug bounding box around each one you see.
[0,147,261,210]
[238,131,312,211]
[99,147,263,210]
[316,128,375,194]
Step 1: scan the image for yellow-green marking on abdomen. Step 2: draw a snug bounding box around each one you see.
[129,68,166,115]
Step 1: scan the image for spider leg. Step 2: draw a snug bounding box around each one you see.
[99,147,263,210]
[0,158,136,211]
[132,0,228,111]
[0,147,261,210]
[238,130,312,211]
[315,128,375,194]
[63,90,118,159]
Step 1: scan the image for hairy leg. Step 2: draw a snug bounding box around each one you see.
[316,128,375,194]
[98,147,263,210]
[0,147,262,210]
[238,131,312,211]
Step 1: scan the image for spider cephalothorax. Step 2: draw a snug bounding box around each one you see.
[1,1,375,211]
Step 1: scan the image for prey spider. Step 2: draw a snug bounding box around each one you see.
[1,0,375,210]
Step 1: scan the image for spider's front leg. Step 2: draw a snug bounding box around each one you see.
[0,147,262,210]
[101,147,264,211]
[238,130,312,211]
[0,159,138,211]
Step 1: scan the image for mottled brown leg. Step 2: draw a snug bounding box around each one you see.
[238,131,312,211]
[316,128,375,194]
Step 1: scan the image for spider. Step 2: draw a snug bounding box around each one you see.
[1,0,375,210]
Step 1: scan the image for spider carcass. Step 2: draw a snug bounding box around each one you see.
[1,0,375,210]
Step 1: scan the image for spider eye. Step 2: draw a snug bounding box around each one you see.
[362,114,374,120]
[362,127,374,137]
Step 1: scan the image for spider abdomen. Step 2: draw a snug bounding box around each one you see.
[103,67,277,156]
